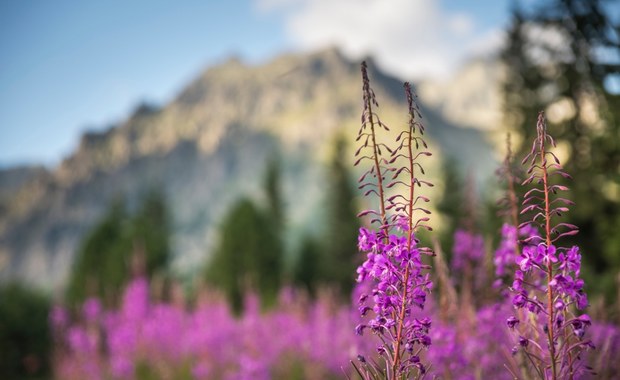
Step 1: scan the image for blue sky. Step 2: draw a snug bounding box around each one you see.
[0,0,509,167]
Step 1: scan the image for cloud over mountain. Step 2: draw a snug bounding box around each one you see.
[257,0,504,80]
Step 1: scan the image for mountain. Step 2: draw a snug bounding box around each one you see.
[0,48,499,289]
[418,57,503,132]
[0,166,50,205]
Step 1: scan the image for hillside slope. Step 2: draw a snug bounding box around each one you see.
[0,48,498,288]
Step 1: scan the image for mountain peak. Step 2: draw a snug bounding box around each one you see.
[0,47,498,288]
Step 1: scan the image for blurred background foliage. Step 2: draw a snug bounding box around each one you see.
[204,136,359,311]
[66,190,171,307]
[501,0,620,300]
[0,283,51,380]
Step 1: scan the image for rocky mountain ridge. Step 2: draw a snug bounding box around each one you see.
[0,48,500,289]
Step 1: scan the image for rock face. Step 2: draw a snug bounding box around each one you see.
[0,48,499,289]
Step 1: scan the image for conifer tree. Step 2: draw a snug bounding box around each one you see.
[293,234,321,296]
[436,158,465,259]
[206,162,284,312]
[131,190,170,275]
[319,135,360,297]
[264,157,285,229]
[66,192,171,306]
[66,199,130,306]
[0,283,51,379]
[206,198,283,312]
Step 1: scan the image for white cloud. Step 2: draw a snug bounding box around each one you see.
[448,13,475,35]
[256,0,503,80]
[468,28,506,57]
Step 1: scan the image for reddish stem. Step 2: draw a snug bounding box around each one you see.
[362,71,387,231]
[539,116,558,380]
[392,83,419,376]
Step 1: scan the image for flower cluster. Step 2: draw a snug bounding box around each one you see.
[451,229,485,272]
[513,244,588,311]
[353,63,434,379]
[506,112,593,379]
[494,224,519,280]
[356,225,432,310]
[51,278,373,380]
[494,223,539,288]
[355,224,433,374]
[50,275,619,379]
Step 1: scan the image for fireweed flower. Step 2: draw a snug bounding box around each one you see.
[494,134,535,286]
[507,112,593,379]
[451,229,485,272]
[82,297,102,323]
[50,277,618,379]
[494,224,518,279]
[494,224,541,285]
[54,280,374,380]
[50,305,70,330]
[352,62,434,379]
[494,136,544,291]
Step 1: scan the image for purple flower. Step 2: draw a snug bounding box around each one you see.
[512,270,524,291]
[538,244,558,266]
[517,245,539,271]
[420,334,432,347]
[571,314,592,330]
[358,228,378,252]
[49,305,69,330]
[507,112,591,378]
[576,292,588,310]
[192,363,211,380]
[512,293,527,308]
[494,224,518,277]
[507,316,519,329]
[82,298,102,322]
[110,355,134,378]
[452,229,485,271]
[67,326,97,353]
[355,228,433,375]
[355,324,367,336]
[559,246,581,276]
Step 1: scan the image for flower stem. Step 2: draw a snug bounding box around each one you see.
[362,62,387,230]
[539,115,557,380]
[392,82,419,377]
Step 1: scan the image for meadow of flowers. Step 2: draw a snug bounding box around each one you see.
[50,62,620,379]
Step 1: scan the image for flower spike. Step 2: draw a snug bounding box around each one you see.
[353,64,434,380]
[508,112,592,379]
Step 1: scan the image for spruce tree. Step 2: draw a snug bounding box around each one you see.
[264,157,285,229]
[319,135,360,297]
[293,234,321,296]
[66,199,130,306]
[206,162,285,312]
[0,283,51,379]
[206,198,283,312]
[131,190,170,275]
[436,158,465,260]
[66,192,171,306]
